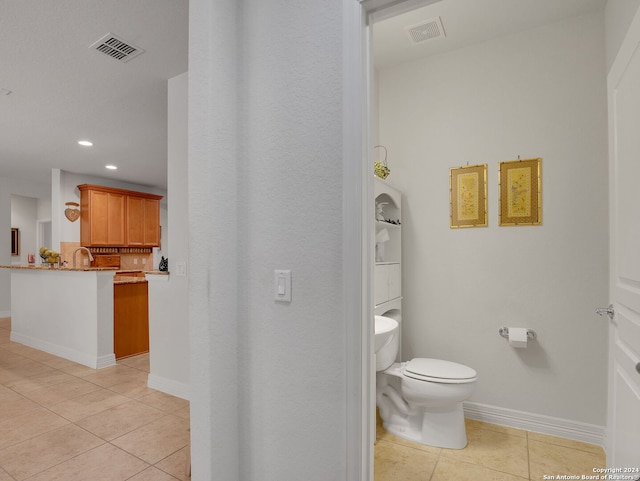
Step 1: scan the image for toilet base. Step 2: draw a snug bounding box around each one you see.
[382,402,468,450]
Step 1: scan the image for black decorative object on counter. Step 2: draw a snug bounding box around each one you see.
[159,256,168,272]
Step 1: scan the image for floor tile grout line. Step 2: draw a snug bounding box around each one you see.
[0,346,172,447]
[428,450,440,481]
[0,337,188,480]
[0,348,163,478]
[18,440,112,481]
[107,433,188,473]
[527,436,604,456]
[526,430,531,481]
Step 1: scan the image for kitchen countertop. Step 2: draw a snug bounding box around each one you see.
[114,276,148,285]
[1,266,170,274]
[0,265,118,271]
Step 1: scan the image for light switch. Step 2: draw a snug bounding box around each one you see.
[274,269,292,303]
[176,262,187,277]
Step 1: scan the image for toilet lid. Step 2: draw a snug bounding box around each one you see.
[403,358,477,384]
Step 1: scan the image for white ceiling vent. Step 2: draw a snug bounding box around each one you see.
[406,17,446,44]
[90,33,144,63]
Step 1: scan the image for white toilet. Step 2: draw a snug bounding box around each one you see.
[375,316,477,449]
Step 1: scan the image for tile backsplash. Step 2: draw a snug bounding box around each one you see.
[59,242,153,270]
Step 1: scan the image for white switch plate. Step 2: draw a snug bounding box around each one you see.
[274,269,292,302]
[176,262,187,276]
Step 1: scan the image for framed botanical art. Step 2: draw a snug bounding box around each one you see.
[450,164,488,228]
[498,158,542,226]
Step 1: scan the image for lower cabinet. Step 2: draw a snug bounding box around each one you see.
[375,263,401,306]
[114,281,149,359]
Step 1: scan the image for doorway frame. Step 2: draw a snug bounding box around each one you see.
[36,219,51,255]
[345,2,444,480]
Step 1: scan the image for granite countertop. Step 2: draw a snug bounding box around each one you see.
[114,276,149,285]
[0,265,118,271]
[1,266,169,274]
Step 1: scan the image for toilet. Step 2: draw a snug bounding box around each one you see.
[375,318,477,449]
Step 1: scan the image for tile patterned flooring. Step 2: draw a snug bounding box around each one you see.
[1,316,607,480]
[0,317,190,480]
[375,412,607,481]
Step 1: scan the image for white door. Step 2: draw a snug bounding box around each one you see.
[606,7,640,468]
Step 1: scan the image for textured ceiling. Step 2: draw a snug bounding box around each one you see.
[0,0,188,190]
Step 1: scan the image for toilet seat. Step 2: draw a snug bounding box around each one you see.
[402,358,477,384]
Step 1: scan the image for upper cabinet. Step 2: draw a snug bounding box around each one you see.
[126,196,160,247]
[78,184,163,248]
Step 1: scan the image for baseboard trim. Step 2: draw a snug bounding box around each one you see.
[147,373,190,401]
[0,310,11,318]
[463,401,605,447]
[9,332,115,369]
[96,354,116,369]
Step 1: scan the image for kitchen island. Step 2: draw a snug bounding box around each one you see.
[1,265,117,368]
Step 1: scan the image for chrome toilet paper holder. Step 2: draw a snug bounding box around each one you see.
[498,327,537,341]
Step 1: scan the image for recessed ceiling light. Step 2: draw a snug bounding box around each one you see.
[105,165,118,170]
[78,140,93,147]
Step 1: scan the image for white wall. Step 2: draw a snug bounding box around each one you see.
[189,0,346,479]
[605,0,640,69]
[36,197,51,222]
[10,195,38,265]
[0,176,50,316]
[378,12,609,426]
[146,72,190,399]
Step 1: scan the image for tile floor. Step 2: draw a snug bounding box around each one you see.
[1,315,607,481]
[375,412,607,481]
[0,317,190,481]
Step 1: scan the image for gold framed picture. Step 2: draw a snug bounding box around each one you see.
[498,158,542,226]
[450,164,488,228]
[11,227,19,256]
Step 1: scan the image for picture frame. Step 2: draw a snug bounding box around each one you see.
[498,158,542,226]
[450,164,488,228]
[11,227,19,256]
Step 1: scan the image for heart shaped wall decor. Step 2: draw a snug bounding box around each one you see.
[65,202,80,222]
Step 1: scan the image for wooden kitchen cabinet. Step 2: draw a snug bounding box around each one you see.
[126,196,160,247]
[114,280,149,359]
[78,184,162,248]
[79,188,126,246]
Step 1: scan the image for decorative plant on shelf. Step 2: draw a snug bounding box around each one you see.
[374,145,390,179]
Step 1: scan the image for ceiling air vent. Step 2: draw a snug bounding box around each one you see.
[406,17,446,44]
[90,33,144,63]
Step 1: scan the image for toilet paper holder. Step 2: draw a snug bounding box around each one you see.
[498,327,537,341]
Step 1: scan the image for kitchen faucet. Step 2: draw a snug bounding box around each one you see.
[72,247,94,268]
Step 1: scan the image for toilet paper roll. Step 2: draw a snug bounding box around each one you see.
[508,328,528,348]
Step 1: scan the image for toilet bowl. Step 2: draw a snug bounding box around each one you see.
[376,359,477,449]
[374,317,477,449]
